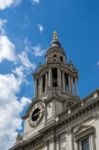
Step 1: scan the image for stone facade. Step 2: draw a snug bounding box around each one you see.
[9,32,99,150]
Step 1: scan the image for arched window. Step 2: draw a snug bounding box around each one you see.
[60,56,63,62]
[42,75,45,92]
[52,68,57,87]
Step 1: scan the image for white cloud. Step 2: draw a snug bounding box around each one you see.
[19,52,36,70]
[37,24,44,32]
[0,18,16,63]
[0,18,7,34]
[0,55,37,149]
[0,72,31,150]
[12,66,26,84]
[32,44,45,57]
[0,18,42,150]
[0,0,22,10]
[0,35,16,62]
[0,21,36,149]
[97,62,99,66]
[32,0,40,5]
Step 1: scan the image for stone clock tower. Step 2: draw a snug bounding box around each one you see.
[10,32,99,150]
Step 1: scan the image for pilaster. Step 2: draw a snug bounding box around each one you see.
[40,77,43,95]
[48,68,52,87]
[57,68,61,88]
[34,79,37,97]
[49,135,56,150]
[75,78,78,96]
[45,73,48,92]
[68,75,72,95]
[62,72,65,91]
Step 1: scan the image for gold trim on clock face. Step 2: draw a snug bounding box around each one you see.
[29,100,45,128]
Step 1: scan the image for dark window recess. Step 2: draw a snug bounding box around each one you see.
[42,75,45,92]
[81,138,89,150]
[60,56,63,62]
[65,74,68,92]
[73,78,75,83]
[52,68,57,87]
[53,54,57,57]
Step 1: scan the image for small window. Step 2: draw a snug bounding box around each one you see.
[81,138,89,150]
[75,128,95,150]
[60,56,63,62]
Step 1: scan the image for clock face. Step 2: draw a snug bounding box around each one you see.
[29,100,45,127]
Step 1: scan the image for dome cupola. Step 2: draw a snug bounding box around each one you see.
[46,32,66,63]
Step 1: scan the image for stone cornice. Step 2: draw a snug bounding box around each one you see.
[81,89,99,102]
[60,64,78,76]
[12,91,99,150]
[10,97,99,150]
[74,127,95,141]
[58,97,99,122]
[22,95,64,119]
[33,64,48,79]
[33,61,78,79]
[22,95,80,119]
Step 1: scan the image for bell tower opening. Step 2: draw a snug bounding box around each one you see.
[42,75,46,93]
[33,32,78,98]
[65,74,69,92]
[60,56,63,62]
[52,68,57,87]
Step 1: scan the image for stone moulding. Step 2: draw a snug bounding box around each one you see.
[10,91,99,150]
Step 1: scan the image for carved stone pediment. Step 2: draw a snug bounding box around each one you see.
[73,124,94,141]
[45,95,64,104]
[73,124,90,134]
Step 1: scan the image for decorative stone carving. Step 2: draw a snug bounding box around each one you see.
[16,133,22,142]
[92,112,99,120]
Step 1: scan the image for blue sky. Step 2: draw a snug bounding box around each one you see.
[0,0,99,149]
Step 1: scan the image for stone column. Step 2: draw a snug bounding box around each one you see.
[66,133,73,150]
[40,77,43,95]
[38,78,40,96]
[48,68,52,87]
[62,72,65,91]
[49,136,55,150]
[95,118,99,150]
[45,103,47,123]
[68,75,71,94]
[71,77,73,95]
[73,78,76,96]
[56,136,60,150]
[75,78,78,96]
[58,68,61,87]
[45,73,48,92]
[34,79,37,97]
[89,135,94,150]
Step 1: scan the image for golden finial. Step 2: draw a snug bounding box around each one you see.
[53,31,58,40]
